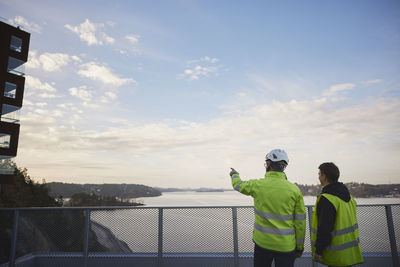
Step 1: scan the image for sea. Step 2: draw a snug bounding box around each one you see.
[135,190,400,206]
[91,191,400,254]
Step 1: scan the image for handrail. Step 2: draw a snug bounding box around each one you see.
[2,204,399,267]
[1,203,399,211]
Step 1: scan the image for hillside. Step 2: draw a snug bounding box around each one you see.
[46,182,162,199]
[295,182,400,198]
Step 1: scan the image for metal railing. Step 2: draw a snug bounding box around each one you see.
[0,204,399,267]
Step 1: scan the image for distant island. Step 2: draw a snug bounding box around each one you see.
[195,188,224,192]
[46,182,162,199]
[295,182,400,198]
[45,182,400,201]
[156,183,400,198]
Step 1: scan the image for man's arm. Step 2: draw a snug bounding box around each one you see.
[315,196,336,255]
[294,191,306,256]
[230,168,255,196]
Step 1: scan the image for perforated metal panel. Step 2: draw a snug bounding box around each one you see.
[392,205,400,249]
[163,207,234,254]
[1,204,399,267]
[237,207,254,254]
[91,208,159,253]
[357,205,391,255]
[0,210,13,265]
[304,206,312,253]
[15,210,84,256]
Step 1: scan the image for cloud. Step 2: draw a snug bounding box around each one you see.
[65,19,115,46]
[78,62,135,86]
[125,34,140,45]
[26,51,74,72]
[36,93,61,99]
[100,92,117,103]
[69,86,93,101]
[35,102,48,107]
[9,16,41,33]
[178,56,222,81]
[123,34,142,55]
[323,83,356,96]
[25,76,57,92]
[362,79,383,85]
[16,95,400,186]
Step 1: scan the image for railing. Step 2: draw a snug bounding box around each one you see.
[0,204,399,267]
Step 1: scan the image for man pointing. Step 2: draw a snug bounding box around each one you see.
[230,149,306,267]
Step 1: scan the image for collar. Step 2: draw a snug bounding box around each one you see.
[265,171,287,180]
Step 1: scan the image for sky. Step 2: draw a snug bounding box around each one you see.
[1,0,399,188]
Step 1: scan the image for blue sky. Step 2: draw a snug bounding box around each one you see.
[1,0,399,187]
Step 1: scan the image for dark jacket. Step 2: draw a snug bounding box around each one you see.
[315,182,351,254]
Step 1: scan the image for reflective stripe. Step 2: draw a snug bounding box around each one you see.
[295,214,306,221]
[332,224,358,237]
[254,208,306,222]
[254,222,295,236]
[327,239,360,251]
[311,239,360,252]
[254,208,293,221]
[311,224,358,236]
[296,238,305,244]
[235,181,242,192]
[231,174,240,180]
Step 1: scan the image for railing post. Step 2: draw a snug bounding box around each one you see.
[158,208,164,267]
[307,206,317,267]
[232,207,239,267]
[385,205,399,267]
[9,209,19,267]
[83,208,91,267]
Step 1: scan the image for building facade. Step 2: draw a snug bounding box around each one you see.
[0,20,30,184]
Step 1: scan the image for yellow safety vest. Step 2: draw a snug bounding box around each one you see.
[231,171,306,252]
[311,193,364,266]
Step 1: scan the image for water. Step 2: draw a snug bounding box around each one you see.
[136,191,400,206]
[91,192,400,254]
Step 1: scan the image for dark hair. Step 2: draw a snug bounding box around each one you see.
[267,160,287,172]
[319,162,340,183]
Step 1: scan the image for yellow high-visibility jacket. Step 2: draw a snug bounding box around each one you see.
[311,193,364,266]
[231,171,306,252]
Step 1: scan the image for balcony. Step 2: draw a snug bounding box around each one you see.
[0,204,399,267]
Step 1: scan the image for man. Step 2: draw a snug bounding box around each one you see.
[230,149,306,267]
[311,162,363,266]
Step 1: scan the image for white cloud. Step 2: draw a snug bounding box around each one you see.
[35,102,48,107]
[26,51,74,72]
[65,19,115,46]
[101,92,118,103]
[39,53,70,72]
[71,55,82,63]
[362,79,383,85]
[69,86,93,101]
[188,56,219,64]
[37,93,60,99]
[125,34,140,45]
[16,95,400,186]
[105,92,117,99]
[323,83,356,96]
[78,62,135,86]
[178,56,222,81]
[25,76,57,92]
[9,16,41,33]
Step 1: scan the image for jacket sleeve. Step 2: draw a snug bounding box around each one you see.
[231,173,256,197]
[315,196,336,254]
[294,190,306,251]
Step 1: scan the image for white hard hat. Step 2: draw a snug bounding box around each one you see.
[266,149,289,164]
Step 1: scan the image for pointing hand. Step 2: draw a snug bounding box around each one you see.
[230,168,239,176]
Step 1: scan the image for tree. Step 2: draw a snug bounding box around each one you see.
[0,164,61,208]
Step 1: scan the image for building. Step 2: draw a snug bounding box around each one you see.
[0,20,30,184]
